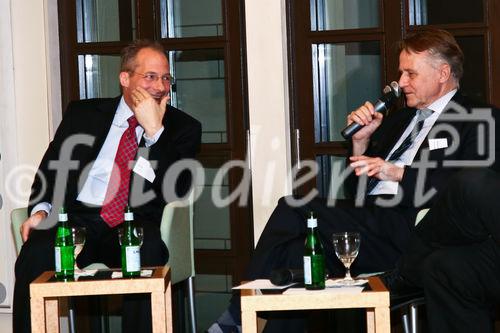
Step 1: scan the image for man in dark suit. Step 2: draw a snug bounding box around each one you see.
[390,168,500,333]
[208,29,498,332]
[13,40,201,333]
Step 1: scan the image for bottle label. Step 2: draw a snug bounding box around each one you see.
[303,256,312,284]
[55,246,74,273]
[125,246,141,272]
[307,218,317,228]
[55,247,61,272]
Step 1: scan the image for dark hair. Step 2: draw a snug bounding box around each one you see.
[120,40,166,72]
[398,29,464,81]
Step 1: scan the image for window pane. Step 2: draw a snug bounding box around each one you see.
[311,0,379,31]
[160,0,223,38]
[316,155,346,199]
[457,36,486,102]
[409,0,484,25]
[169,49,227,144]
[78,55,121,99]
[194,168,231,250]
[312,42,381,143]
[76,0,136,42]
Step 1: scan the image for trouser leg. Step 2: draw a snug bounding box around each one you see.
[116,222,168,333]
[74,215,169,333]
[226,198,309,333]
[421,238,500,333]
[247,196,413,280]
[13,228,56,333]
[245,197,310,280]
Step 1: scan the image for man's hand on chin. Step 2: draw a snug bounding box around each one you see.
[131,87,170,137]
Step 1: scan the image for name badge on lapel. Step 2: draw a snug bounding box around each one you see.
[428,138,448,150]
[133,156,156,183]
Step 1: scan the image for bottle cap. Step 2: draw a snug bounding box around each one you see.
[307,212,317,228]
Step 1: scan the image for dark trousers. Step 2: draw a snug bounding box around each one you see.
[230,194,417,333]
[398,169,500,333]
[12,212,168,333]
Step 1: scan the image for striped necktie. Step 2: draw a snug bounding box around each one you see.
[387,109,433,162]
[100,116,139,227]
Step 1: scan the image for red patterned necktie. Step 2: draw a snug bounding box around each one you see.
[100,116,139,227]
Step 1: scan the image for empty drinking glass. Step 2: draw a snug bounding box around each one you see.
[332,232,361,285]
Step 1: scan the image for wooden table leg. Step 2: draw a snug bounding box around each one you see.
[242,310,258,333]
[31,296,45,333]
[45,297,60,333]
[366,308,375,333]
[151,291,167,333]
[164,280,173,333]
[374,306,390,333]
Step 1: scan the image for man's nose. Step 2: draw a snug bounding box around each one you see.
[153,78,166,92]
[398,74,407,88]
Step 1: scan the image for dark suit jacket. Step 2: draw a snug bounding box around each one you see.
[346,91,499,209]
[28,96,201,225]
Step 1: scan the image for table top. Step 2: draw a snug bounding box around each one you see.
[240,277,389,311]
[30,265,170,298]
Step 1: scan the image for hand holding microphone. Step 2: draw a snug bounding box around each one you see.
[347,101,384,141]
[341,81,401,139]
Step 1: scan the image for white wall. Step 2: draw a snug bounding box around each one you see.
[0,0,60,331]
[245,0,292,242]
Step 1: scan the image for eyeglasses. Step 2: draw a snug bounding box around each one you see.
[132,72,175,85]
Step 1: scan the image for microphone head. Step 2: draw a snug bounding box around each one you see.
[389,81,401,97]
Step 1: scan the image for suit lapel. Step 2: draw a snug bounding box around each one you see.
[378,108,417,159]
[413,91,463,160]
[91,97,121,158]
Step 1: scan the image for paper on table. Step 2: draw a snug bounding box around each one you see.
[232,279,297,290]
[283,286,364,295]
[326,279,368,287]
[75,269,97,278]
[111,269,154,279]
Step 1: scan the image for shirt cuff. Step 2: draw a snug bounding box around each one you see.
[143,126,165,147]
[31,202,52,216]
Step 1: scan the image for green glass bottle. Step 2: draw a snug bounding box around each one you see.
[121,206,141,278]
[54,207,74,280]
[303,212,325,290]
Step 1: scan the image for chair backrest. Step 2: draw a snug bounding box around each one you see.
[160,194,195,285]
[11,207,28,255]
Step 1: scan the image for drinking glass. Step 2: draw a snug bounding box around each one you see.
[332,232,361,284]
[118,227,144,246]
[71,226,86,270]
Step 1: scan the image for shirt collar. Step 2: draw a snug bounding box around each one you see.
[426,89,457,115]
[113,96,135,127]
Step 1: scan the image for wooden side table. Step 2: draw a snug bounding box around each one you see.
[30,265,172,333]
[241,276,390,333]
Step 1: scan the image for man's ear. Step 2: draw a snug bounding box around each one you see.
[119,71,130,88]
[439,63,452,83]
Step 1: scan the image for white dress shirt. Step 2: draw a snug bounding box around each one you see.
[32,97,164,215]
[370,89,457,195]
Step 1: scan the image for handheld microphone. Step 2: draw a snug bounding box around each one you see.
[270,268,304,286]
[341,81,401,139]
